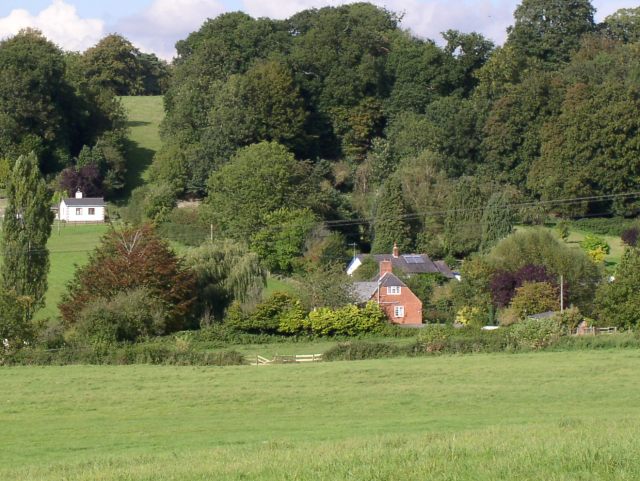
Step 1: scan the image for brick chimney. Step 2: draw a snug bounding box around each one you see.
[392,242,399,258]
[380,260,393,276]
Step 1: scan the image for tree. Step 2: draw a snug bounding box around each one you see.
[185,240,267,320]
[443,30,494,96]
[601,8,640,43]
[59,225,196,332]
[509,281,559,318]
[506,0,595,68]
[0,29,73,171]
[1,153,53,313]
[0,292,34,354]
[204,141,313,240]
[251,208,318,274]
[371,177,412,254]
[481,190,516,251]
[487,229,601,311]
[444,176,488,257]
[81,34,143,95]
[594,247,640,328]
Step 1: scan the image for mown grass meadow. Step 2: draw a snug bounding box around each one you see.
[2,350,640,480]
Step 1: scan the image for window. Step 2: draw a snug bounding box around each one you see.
[394,306,405,318]
[88,208,95,215]
[75,208,82,215]
[387,286,401,295]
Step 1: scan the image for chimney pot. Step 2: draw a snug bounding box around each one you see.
[392,242,399,258]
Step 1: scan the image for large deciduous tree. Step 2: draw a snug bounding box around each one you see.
[204,141,313,240]
[1,152,53,314]
[506,0,595,68]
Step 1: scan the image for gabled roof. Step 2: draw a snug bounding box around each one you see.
[352,272,408,303]
[352,282,379,303]
[354,253,454,278]
[62,197,106,207]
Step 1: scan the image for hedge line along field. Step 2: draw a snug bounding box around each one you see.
[2,350,640,480]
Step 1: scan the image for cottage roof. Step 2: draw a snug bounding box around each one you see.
[62,197,106,207]
[354,253,454,278]
[352,282,379,303]
[352,272,408,303]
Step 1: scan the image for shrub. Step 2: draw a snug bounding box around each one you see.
[621,227,639,247]
[75,288,169,343]
[553,307,584,330]
[508,318,564,350]
[323,341,404,361]
[307,302,387,336]
[225,293,304,335]
[454,306,485,328]
[509,281,559,318]
[416,324,454,352]
[594,247,640,329]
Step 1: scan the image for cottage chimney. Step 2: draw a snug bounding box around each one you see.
[75,190,83,199]
[392,242,399,258]
[380,260,393,276]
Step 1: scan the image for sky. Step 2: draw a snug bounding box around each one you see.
[0,0,637,60]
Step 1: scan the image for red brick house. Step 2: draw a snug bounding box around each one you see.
[353,260,423,325]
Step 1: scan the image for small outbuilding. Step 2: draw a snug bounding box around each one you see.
[58,190,106,223]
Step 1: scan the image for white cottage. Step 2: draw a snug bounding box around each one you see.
[58,191,106,223]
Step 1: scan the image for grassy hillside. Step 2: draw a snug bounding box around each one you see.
[1,350,640,480]
[120,96,164,195]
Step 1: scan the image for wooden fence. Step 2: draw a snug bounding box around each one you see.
[252,354,323,366]
[572,326,618,336]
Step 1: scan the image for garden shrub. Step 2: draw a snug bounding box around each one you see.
[307,302,387,336]
[508,318,564,350]
[509,281,559,318]
[75,288,169,343]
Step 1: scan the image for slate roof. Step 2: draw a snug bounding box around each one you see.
[354,253,454,278]
[352,272,407,302]
[352,282,379,303]
[62,197,106,207]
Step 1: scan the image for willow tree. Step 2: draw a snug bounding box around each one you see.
[185,240,267,320]
[1,152,53,314]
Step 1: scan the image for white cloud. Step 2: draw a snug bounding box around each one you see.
[240,0,516,45]
[116,0,226,60]
[0,0,104,52]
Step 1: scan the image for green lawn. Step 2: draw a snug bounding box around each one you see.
[120,96,164,196]
[38,223,109,319]
[2,350,640,480]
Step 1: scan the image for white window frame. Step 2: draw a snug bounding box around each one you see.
[75,208,82,215]
[387,286,401,295]
[394,306,405,318]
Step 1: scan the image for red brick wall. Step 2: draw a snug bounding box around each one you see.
[373,285,422,325]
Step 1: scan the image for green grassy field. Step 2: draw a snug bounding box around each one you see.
[120,96,164,195]
[37,223,109,319]
[2,350,640,480]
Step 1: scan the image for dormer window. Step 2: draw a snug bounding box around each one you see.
[387,286,401,295]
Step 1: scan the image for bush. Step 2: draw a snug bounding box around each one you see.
[621,227,639,247]
[323,341,404,361]
[74,288,169,343]
[508,318,564,350]
[509,281,559,319]
[306,302,388,336]
[4,341,246,366]
[225,293,303,335]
